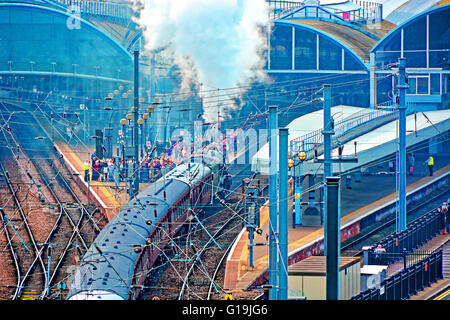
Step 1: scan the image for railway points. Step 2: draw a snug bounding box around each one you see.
[0,0,448,304]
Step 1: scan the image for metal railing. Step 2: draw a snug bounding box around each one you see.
[266,0,303,20]
[47,0,134,25]
[290,107,396,156]
[266,0,382,23]
[353,205,449,300]
[353,250,443,300]
[365,208,449,268]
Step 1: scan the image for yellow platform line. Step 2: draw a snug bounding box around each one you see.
[434,288,450,300]
[89,181,121,208]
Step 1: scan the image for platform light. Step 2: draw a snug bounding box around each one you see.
[288,158,294,168]
[120,118,127,126]
[113,89,119,96]
[122,92,128,99]
[126,113,133,120]
[137,118,144,125]
[298,151,307,161]
[119,85,124,91]
[143,113,149,120]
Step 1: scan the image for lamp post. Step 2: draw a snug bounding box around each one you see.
[126,113,133,146]
[104,107,115,158]
[288,150,307,228]
[143,112,149,157]
[147,98,158,150]
[138,118,144,161]
[120,118,127,163]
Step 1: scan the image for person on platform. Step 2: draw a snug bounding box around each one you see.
[374,244,386,264]
[108,159,115,182]
[119,159,125,182]
[425,154,434,176]
[388,160,395,173]
[437,201,448,234]
[407,153,415,176]
[92,160,101,181]
[101,161,108,182]
[83,160,90,182]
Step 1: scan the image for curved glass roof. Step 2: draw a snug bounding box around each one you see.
[0,3,133,80]
[271,20,369,71]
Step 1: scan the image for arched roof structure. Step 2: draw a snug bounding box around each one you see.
[0,3,133,80]
[371,3,450,70]
[269,20,370,73]
[370,4,450,110]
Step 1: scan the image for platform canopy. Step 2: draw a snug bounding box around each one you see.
[307,109,450,175]
[251,105,366,174]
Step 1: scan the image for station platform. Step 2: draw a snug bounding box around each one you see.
[223,162,450,291]
[30,108,133,221]
[54,142,131,221]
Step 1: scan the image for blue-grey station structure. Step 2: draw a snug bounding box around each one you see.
[0,0,448,301]
[0,0,448,147]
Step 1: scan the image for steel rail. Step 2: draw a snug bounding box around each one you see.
[178,169,259,300]
[0,162,48,300]
[0,200,22,299]
[29,159,90,298]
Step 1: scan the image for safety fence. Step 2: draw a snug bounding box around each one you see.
[365,208,449,268]
[352,205,449,300]
[352,250,443,300]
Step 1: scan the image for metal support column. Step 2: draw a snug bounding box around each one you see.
[370,52,376,108]
[268,105,278,300]
[326,176,340,300]
[398,57,408,232]
[278,128,289,300]
[294,163,302,227]
[323,84,333,253]
[133,50,140,194]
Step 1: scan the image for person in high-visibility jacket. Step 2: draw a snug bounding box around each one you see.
[425,155,434,176]
[83,160,90,182]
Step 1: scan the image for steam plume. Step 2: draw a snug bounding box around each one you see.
[132,0,269,122]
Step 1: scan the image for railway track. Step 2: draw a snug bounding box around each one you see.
[0,103,105,299]
[28,157,104,298]
[178,171,268,300]
[140,166,267,300]
[0,160,48,300]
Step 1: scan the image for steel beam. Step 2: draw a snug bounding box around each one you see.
[268,105,278,300]
[398,57,408,232]
[326,176,340,300]
[278,128,289,300]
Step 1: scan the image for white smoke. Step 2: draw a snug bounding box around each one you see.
[132,0,269,122]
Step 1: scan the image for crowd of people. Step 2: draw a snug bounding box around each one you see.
[140,154,176,182]
[83,151,178,186]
